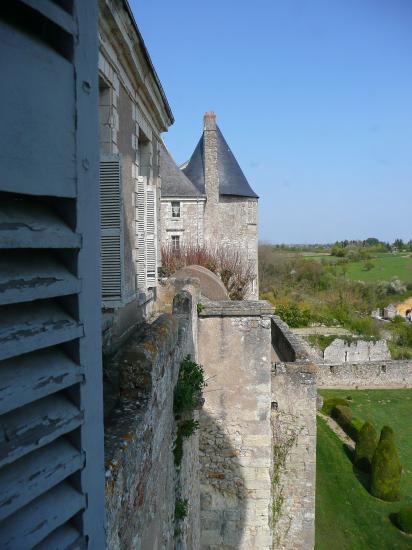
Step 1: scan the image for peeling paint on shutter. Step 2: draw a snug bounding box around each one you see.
[0,1,105,547]
[100,155,124,303]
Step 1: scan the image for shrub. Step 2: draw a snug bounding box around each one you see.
[354,422,378,472]
[331,405,362,442]
[371,426,402,501]
[394,507,412,534]
[321,397,351,416]
[161,244,255,300]
[275,303,312,328]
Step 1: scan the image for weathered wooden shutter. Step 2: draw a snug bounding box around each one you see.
[136,176,147,290]
[146,185,158,288]
[100,155,123,304]
[0,1,105,548]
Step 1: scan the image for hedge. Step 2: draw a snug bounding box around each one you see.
[394,507,412,534]
[354,422,378,473]
[371,425,402,501]
[321,397,351,416]
[331,405,362,442]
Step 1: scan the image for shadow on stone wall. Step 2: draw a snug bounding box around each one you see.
[199,411,247,549]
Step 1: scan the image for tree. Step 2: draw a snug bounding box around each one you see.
[354,422,378,472]
[370,426,402,501]
[363,259,375,272]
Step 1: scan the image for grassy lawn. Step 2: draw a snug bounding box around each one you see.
[316,389,412,550]
[343,254,412,284]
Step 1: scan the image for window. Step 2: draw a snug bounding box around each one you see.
[171,201,181,218]
[171,235,180,251]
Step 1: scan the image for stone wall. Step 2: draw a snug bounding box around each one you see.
[316,359,412,388]
[271,363,317,550]
[322,338,390,363]
[198,301,274,549]
[104,287,200,549]
[271,315,315,362]
[160,198,205,248]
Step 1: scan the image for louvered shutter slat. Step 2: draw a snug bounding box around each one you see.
[19,0,77,35]
[0,252,80,305]
[0,482,85,549]
[100,156,123,302]
[0,394,83,468]
[0,199,81,249]
[0,349,82,415]
[0,439,84,521]
[34,524,84,550]
[0,302,83,362]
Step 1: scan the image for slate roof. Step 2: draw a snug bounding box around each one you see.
[182,126,258,199]
[160,144,204,198]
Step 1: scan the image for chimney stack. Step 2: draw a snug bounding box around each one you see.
[203,112,219,212]
[203,111,216,131]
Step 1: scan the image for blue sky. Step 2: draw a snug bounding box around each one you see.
[131,0,412,244]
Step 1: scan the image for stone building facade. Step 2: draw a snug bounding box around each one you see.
[98,0,174,352]
[161,112,259,298]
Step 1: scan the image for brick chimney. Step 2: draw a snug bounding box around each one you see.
[203,112,219,207]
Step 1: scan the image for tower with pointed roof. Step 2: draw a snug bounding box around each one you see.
[160,112,259,298]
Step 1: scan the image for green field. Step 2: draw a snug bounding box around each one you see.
[300,252,412,283]
[344,254,412,284]
[316,389,412,550]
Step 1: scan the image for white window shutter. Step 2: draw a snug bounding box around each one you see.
[100,155,123,303]
[136,176,146,290]
[146,185,157,288]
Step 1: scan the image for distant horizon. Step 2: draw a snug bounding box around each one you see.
[134,1,412,244]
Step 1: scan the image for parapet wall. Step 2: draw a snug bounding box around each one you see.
[271,316,315,362]
[198,301,274,549]
[316,359,412,388]
[104,285,200,549]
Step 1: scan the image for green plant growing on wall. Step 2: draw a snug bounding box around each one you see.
[173,419,200,466]
[173,356,205,466]
[175,498,188,521]
[174,356,206,416]
[371,426,402,501]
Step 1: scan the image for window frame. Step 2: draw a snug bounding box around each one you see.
[171,201,181,218]
[171,234,180,251]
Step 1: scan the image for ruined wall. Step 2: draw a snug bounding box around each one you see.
[316,359,412,388]
[198,301,274,550]
[322,338,390,363]
[104,288,200,549]
[271,363,317,550]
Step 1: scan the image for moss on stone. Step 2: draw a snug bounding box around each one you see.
[371,426,402,501]
[354,422,378,472]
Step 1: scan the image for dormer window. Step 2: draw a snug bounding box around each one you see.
[171,201,180,218]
